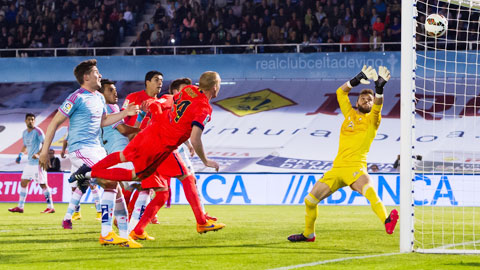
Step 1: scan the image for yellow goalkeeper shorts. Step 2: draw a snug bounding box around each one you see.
[319,166,367,192]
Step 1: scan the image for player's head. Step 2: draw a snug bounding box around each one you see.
[99,79,117,104]
[356,89,374,114]
[169,78,192,95]
[199,71,221,99]
[144,70,163,96]
[25,113,35,129]
[74,59,102,91]
[48,148,55,157]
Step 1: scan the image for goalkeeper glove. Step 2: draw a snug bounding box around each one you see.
[375,66,391,95]
[348,65,376,88]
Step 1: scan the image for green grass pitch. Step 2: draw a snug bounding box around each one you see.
[0,203,478,270]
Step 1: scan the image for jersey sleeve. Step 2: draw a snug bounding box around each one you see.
[107,104,124,129]
[59,94,80,117]
[37,128,45,143]
[369,103,383,129]
[192,104,212,130]
[336,87,353,117]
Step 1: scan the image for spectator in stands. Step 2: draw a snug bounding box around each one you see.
[267,18,281,44]
[0,0,405,56]
[47,149,61,172]
[340,28,355,51]
[228,23,240,39]
[150,23,164,46]
[333,18,346,42]
[138,23,151,46]
[355,28,370,51]
[123,5,134,34]
[68,36,81,56]
[232,0,243,18]
[183,11,195,29]
[153,2,165,23]
[369,30,382,51]
[375,0,387,16]
[372,17,385,36]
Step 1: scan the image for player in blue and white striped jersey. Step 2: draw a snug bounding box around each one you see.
[39,60,139,243]
[8,113,54,214]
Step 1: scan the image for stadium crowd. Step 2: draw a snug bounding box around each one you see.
[0,0,402,56]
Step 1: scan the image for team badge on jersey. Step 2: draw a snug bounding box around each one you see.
[122,99,129,109]
[62,101,73,114]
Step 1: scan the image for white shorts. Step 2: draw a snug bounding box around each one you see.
[21,164,48,184]
[68,147,107,188]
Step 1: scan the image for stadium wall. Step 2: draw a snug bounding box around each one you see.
[0,52,401,82]
[0,172,467,207]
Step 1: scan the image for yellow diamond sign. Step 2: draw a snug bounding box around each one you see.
[214,89,297,117]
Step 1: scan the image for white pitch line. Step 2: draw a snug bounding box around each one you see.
[268,252,402,270]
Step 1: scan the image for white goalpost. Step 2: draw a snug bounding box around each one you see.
[401,0,480,253]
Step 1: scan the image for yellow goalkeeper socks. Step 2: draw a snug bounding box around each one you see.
[362,184,388,223]
[303,193,320,238]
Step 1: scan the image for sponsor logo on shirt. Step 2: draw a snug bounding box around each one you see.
[203,114,210,125]
[62,101,73,114]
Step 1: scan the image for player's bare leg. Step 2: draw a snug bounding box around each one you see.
[288,181,333,242]
[350,174,398,234]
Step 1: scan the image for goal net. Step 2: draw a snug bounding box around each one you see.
[401,0,480,254]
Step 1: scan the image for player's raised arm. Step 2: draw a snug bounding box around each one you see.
[39,111,68,170]
[341,65,377,92]
[101,103,139,127]
[373,66,391,105]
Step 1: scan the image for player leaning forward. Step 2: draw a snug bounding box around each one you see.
[70,71,225,233]
[288,65,398,242]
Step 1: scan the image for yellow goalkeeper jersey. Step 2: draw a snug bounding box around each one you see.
[333,88,382,168]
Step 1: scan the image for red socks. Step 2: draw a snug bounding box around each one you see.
[127,190,140,219]
[91,168,133,181]
[134,190,168,235]
[92,152,122,170]
[122,188,132,206]
[90,152,132,181]
[182,175,206,225]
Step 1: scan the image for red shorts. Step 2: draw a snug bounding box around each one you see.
[123,127,176,179]
[157,150,189,177]
[141,170,170,189]
[139,150,188,189]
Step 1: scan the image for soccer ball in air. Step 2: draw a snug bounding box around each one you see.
[425,14,448,37]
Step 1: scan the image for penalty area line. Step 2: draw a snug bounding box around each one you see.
[268,252,402,270]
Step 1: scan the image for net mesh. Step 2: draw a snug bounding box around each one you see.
[413,0,480,253]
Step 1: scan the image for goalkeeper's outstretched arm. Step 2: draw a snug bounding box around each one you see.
[373,66,391,105]
[341,65,377,93]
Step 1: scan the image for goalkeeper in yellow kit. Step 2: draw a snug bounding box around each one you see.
[288,65,398,242]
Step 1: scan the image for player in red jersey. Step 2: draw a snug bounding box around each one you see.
[120,71,163,220]
[71,71,224,234]
[122,71,163,128]
[129,78,223,240]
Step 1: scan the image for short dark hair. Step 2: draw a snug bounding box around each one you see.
[25,113,35,120]
[169,78,192,94]
[144,70,163,87]
[359,89,374,96]
[73,59,97,85]
[99,79,115,93]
